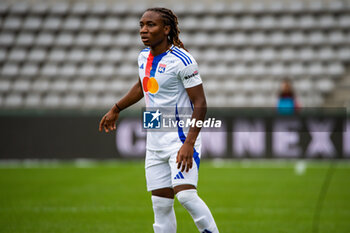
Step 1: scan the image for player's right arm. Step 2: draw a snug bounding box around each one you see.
[99,79,144,133]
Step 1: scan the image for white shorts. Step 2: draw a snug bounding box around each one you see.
[145,146,201,192]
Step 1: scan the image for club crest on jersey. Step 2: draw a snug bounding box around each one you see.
[158,63,166,73]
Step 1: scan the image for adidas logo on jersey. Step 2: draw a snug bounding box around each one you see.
[174,171,184,180]
[140,63,144,69]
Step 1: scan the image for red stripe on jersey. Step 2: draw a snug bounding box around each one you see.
[144,52,154,105]
[145,53,154,77]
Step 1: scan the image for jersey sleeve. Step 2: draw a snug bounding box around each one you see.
[178,63,203,88]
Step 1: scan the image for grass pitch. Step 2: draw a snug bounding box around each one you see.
[0,160,349,233]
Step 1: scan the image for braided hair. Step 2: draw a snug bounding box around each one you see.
[145,7,186,50]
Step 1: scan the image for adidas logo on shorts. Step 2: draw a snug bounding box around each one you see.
[174,171,184,180]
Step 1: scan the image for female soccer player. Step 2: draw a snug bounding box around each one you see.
[99,7,219,233]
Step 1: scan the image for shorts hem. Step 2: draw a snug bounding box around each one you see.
[172,181,198,188]
[147,185,173,192]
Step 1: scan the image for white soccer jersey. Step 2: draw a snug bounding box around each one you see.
[138,45,202,151]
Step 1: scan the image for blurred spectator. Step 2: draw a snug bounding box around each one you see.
[277,79,300,115]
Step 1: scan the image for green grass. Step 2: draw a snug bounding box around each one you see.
[0,160,350,233]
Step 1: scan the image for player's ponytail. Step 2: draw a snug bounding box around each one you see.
[146,7,187,51]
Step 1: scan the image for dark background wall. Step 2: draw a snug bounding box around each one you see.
[0,111,117,159]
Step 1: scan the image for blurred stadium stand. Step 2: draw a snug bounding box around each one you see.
[0,0,349,109]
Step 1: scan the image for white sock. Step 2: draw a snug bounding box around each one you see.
[151,195,176,233]
[176,189,219,233]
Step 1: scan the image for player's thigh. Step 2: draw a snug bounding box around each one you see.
[145,150,172,192]
[169,149,200,188]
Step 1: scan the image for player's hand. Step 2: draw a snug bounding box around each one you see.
[177,143,194,173]
[99,106,119,133]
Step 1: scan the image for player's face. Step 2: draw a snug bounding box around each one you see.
[139,11,170,47]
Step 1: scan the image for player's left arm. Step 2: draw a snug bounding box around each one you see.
[177,84,207,172]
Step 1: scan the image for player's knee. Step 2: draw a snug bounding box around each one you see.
[176,189,198,206]
[176,189,217,232]
[152,195,174,214]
